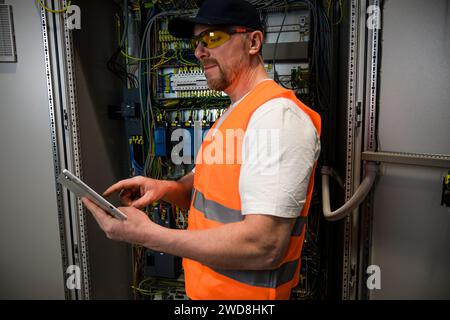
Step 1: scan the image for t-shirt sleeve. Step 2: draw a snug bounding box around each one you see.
[239,98,320,218]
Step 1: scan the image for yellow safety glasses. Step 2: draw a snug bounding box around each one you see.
[191,27,253,49]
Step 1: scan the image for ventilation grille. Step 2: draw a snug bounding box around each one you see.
[0,4,17,62]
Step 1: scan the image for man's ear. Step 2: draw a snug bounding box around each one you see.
[249,31,263,55]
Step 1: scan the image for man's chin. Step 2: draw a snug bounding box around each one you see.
[207,79,228,92]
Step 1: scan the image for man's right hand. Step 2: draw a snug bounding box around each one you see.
[103,176,170,209]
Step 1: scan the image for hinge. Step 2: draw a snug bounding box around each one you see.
[356,101,362,127]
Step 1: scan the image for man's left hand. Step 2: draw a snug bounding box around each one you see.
[82,197,154,246]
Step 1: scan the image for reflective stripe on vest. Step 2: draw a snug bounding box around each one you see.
[193,189,243,223]
[212,258,299,288]
[192,188,307,236]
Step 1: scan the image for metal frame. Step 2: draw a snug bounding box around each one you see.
[362,151,450,168]
[39,0,90,299]
[342,0,383,300]
[63,3,91,299]
[342,0,363,300]
[358,0,381,300]
[365,0,380,153]
[39,3,70,300]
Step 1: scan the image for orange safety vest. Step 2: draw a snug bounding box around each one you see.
[184,79,321,300]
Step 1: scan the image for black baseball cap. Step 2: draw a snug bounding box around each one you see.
[168,0,263,39]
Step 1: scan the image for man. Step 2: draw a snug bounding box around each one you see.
[83,0,321,300]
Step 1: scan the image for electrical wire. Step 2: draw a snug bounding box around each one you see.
[120,0,129,48]
[138,9,197,177]
[107,47,139,88]
[109,9,140,88]
[116,15,171,62]
[37,0,71,13]
[272,1,288,82]
[327,0,344,25]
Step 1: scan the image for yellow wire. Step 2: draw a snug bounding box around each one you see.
[327,0,344,26]
[121,50,150,61]
[176,47,197,66]
[37,0,72,13]
[121,49,171,62]
[334,0,344,25]
[115,15,169,62]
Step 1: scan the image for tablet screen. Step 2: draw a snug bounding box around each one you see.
[57,169,127,221]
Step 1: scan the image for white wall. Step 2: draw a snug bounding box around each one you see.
[0,0,65,299]
[370,0,450,299]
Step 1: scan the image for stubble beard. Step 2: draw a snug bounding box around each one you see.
[205,62,231,91]
[203,55,246,92]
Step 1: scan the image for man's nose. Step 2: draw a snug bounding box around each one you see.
[194,42,208,60]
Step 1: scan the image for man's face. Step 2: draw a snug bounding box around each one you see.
[193,24,249,92]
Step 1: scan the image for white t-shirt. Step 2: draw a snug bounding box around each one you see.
[193,88,320,219]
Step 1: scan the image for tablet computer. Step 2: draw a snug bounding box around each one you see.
[57,169,127,221]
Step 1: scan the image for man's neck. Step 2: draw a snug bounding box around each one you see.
[224,61,270,102]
